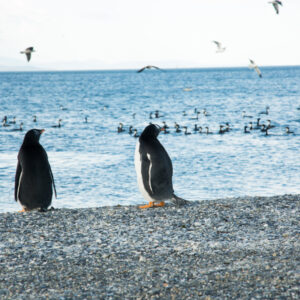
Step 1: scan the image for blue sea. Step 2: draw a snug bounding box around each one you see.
[0,66,300,212]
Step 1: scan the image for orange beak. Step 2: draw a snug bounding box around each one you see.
[160,127,165,132]
[41,129,45,134]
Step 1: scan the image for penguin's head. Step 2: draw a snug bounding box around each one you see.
[23,129,45,145]
[140,124,162,139]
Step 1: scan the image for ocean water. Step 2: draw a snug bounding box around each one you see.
[0,67,300,212]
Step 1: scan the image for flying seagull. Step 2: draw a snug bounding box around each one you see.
[137,65,161,73]
[212,41,226,53]
[269,1,282,14]
[20,47,35,62]
[249,59,262,78]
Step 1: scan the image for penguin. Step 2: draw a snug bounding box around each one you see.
[134,124,188,209]
[15,129,57,212]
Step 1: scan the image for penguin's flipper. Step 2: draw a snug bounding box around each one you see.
[49,165,57,198]
[14,162,22,202]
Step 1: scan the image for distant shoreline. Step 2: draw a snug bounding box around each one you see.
[1,64,300,73]
[1,194,299,298]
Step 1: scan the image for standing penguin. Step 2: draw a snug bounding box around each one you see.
[15,129,57,212]
[135,124,188,208]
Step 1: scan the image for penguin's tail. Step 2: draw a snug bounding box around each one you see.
[171,194,189,206]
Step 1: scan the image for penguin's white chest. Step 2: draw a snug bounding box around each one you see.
[134,141,155,203]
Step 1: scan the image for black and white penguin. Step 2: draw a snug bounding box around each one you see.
[15,129,57,212]
[134,124,188,208]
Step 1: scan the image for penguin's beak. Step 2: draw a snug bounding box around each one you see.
[40,129,45,134]
[160,127,165,132]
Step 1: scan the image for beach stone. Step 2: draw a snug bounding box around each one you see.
[0,194,299,299]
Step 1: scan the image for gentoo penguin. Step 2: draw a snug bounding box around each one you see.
[15,129,57,212]
[135,124,188,208]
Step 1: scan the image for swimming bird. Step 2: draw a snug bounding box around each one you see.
[117,123,125,133]
[162,121,169,129]
[269,0,282,14]
[52,119,62,128]
[9,117,16,124]
[182,111,187,117]
[218,125,226,134]
[155,110,160,118]
[225,122,231,132]
[132,113,136,119]
[259,106,270,115]
[285,126,294,134]
[60,105,67,111]
[133,129,139,138]
[135,124,188,209]
[15,129,57,212]
[137,65,161,73]
[2,116,10,127]
[174,123,181,133]
[84,116,88,123]
[149,112,153,119]
[249,59,262,78]
[183,126,191,135]
[242,111,253,118]
[194,124,199,132]
[249,122,253,130]
[129,126,133,134]
[205,127,213,134]
[212,41,226,53]
[254,118,262,129]
[198,127,203,134]
[11,122,23,132]
[33,115,37,123]
[267,120,275,129]
[203,109,210,116]
[244,126,250,133]
[20,47,35,62]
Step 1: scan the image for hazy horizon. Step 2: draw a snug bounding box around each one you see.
[1,0,300,71]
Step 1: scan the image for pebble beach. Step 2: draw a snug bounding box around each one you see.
[0,194,299,299]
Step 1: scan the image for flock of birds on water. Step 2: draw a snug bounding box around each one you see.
[117,105,298,138]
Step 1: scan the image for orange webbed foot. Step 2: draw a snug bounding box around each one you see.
[139,201,165,209]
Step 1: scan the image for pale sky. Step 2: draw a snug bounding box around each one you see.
[1,0,300,70]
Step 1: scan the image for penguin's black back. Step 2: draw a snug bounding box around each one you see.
[15,130,55,210]
[138,126,174,200]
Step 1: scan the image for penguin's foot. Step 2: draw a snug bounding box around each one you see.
[18,207,30,213]
[139,201,165,209]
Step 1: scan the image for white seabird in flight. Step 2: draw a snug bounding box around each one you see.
[20,47,35,62]
[212,41,226,53]
[268,0,282,15]
[249,59,262,78]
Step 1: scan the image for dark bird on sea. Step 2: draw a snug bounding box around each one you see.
[133,129,140,138]
[20,47,35,62]
[52,119,62,128]
[137,65,162,73]
[205,127,213,134]
[259,106,270,115]
[2,116,10,127]
[285,126,294,134]
[249,59,262,78]
[183,126,191,135]
[117,123,125,133]
[244,126,251,133]
[15,129,57,212]
[9,117,16,124]
[219,125,226,134]
[11,122,23,132]
[269,0,282,14]
[135,124,188,209]
[33,115,37,123]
